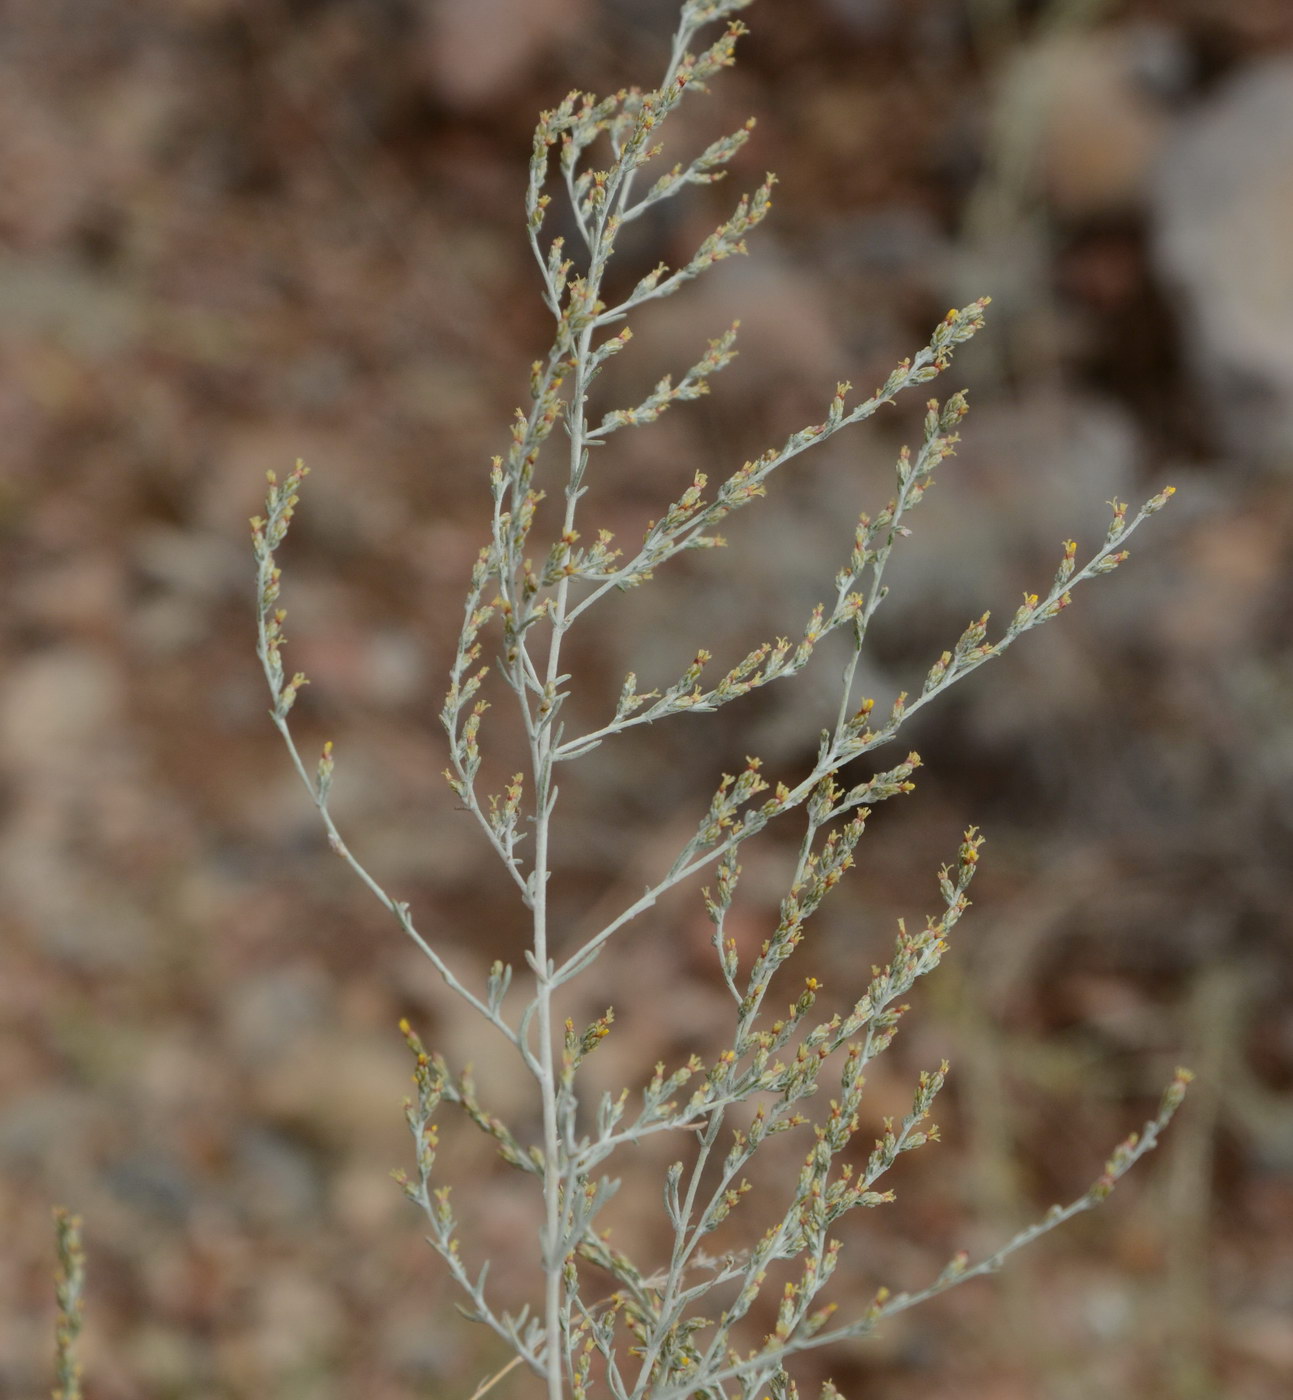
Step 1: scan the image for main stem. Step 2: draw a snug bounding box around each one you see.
[532,326,598,1400]
[528,21,707,1395]
[530,776,562,1400]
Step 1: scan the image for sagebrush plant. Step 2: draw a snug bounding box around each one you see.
[249,3,1190,1397]
[51,1208,85,1400]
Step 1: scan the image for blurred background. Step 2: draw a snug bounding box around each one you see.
[1,0,1291,1396]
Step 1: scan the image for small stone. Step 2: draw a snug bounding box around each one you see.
[1153,58,1293,462]
[0,646,123,774]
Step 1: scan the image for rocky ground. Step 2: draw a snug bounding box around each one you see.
[1,1,1291,1397]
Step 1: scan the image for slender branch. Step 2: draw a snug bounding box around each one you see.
[52,1208,85,1400]
[650,1071,1192,1400]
